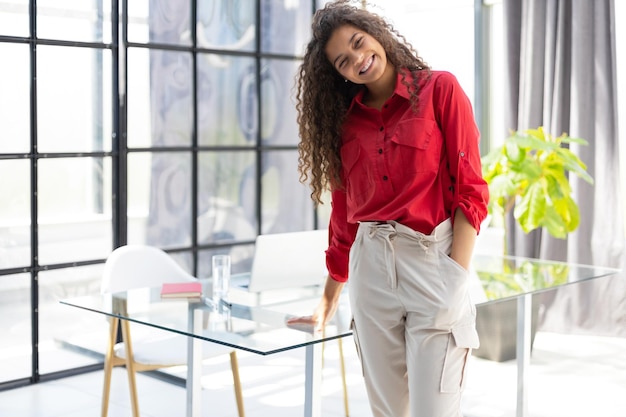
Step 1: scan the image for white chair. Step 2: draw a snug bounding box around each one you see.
[100,245,245,417]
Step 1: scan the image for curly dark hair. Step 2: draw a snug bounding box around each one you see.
[295,0,431,205]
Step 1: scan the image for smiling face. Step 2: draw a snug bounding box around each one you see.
[325,24,389,86]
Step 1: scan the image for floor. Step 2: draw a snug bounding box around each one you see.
[1,331,625,417]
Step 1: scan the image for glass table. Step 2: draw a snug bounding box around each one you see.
[60,255,620,417]
[61,285,352,417]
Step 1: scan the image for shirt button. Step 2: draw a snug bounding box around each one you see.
[383,175,388,181]
[459,151,465,157]
[379,126,384,131]
[378,148,383,154]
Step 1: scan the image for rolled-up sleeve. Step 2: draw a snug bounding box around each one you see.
[434,72,489,232]
[326,189,359,282]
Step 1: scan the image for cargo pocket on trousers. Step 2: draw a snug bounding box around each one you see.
[350,318,365,377]
[440,324,480,393]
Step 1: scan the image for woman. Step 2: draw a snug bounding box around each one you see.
[289,1,489,416]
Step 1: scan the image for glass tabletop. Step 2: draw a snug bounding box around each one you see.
[60,287,353,356]
[473,254,620,304]
[60,255,619,355]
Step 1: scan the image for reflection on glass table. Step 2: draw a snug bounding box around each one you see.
[473,254,618,303]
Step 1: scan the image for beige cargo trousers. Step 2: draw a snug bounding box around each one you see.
[348,219,479,417]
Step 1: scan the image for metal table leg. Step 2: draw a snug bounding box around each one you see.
[187,307,203,417]
[516,294,532,417]
[303,342,323,417]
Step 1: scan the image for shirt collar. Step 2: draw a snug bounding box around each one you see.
[348,71,412,112]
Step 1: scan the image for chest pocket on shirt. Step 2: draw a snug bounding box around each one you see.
[391,118,441,174]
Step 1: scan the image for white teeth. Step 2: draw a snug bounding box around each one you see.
[360,56,373,74]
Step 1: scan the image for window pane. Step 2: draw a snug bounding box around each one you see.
[169,250,194,276]
[135,0,191,45]
[127,48,153,148]
[39,265,104,375]
[37,157,112,265]
[198,244,255,280]
[0,273,31,383]
[127,152,152,244]
[196,0,256,53]
[198,56,257,147]
[129,49,193,148]
[127,0,149,43]
[198,151,257,245]
[131,152,192,249]
[0,0,29,37]
[261,59,300,146]
[142,0,191,46]
[261,0,312,55]
[37,45,112,153]
[0,43,30,154]
[0,160,31,269]
[37,0,112,43]
[261,150,314,234]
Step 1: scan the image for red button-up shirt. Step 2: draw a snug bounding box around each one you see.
[326,70,489,282]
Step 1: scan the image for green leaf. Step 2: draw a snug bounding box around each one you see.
[542,204,568,238]
[482,126,593,241]
[542,164,570,199]
[514,180,546,233]
[509,133,557,152]
[504,141,524,164]
[555,148,594,184]
[553,195,580,232]
[488,174,517,200]
[560,135,589,145]
[514,158,543,181]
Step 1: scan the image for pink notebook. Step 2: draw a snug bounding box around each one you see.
[160,281,202,298]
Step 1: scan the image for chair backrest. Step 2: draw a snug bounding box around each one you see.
[101,245,196,294]
[247,229,328,293]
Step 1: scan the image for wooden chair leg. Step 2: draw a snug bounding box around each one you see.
[101,317,118,417]
[230,351,246,417]
[120,320,140,417]
[337,338,350,417]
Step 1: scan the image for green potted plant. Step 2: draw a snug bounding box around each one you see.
[482,126,593,248]
[473,126,593,361]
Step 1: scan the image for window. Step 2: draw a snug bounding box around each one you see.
[0,0,318,388]
[374,0,476,104]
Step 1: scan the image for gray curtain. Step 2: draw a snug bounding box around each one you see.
[503,0,626,336]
